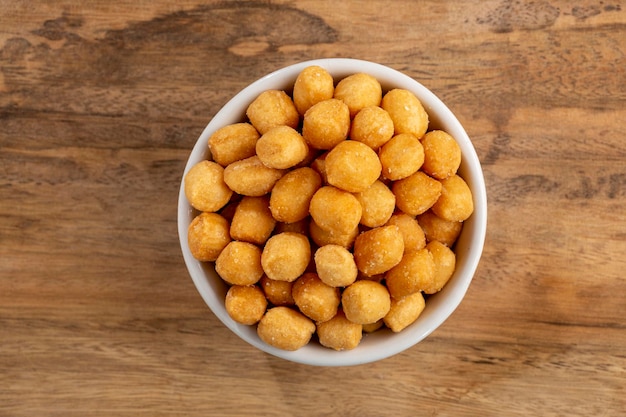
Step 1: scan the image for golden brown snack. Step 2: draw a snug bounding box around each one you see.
[230,196,276,245]
[257,306,316,351]
[309,219,359,249]
[353,225,404,276]
[225,285,268,325]
[309,152,329,184]
[392,171,442,216]
[385,213,426,253]
[309,186,362,235]
[379,133,425,181]
[208,123,260,167]
[385,248,436,299]
[381,88,429,139]
[223,156,284,197]
[302,98,350,150]
[383,291,426,332]
[417,210,463,247]
[274,217,310,236]
[184,160,233,213]
[341,280,391,325]
[215,241,264,286]
[324,140,382,193]
[293,65,335,116]
[317,310,363,351]
[269,167,322,223]
[314,244,358,287]
[333,73,382,117]
[421,130,461,180]
[431,174,474,222]
[354,180,396,228]
[246,90,299,135]
[292,272,340,323]
[425,240,456,294]
[261,232,311,282]
[362,319,384,333]
[256,125,309,169]
[259,275,295,306]
[350,106,394,150]
[187,212,231,262]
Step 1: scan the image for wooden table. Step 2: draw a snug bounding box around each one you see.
[1,1,624,415]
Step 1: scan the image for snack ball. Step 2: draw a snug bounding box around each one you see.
[274,217,310,236]
[309,220,359,249]
[246,90,299,134]
[270,167,322,223]
[187,212,231,262]
[420,130,461,180]
[314,244,358,287]
[383,291,426,332]
[392,171,442,216]
[317,310,363,351]
[431,174,474,222]
[256,125,309,169]
[257,306,316,351]
[184,160,233,213]
[260,275,295,306]
[417,210,463,247]
[385,213,426,253]
[385,248,436,299]
[325,140,382,193]
[292,272,341,323]
[223,156,285,197]
[425,240,457,294]
[354,180,396,228]
[261,232,311,282]
[293,65,335,116]
[353,225,404,276]
[381,88,429,139]
[341,280,391,325]
[334,73,382,117]
[230,196,276,245]
[362,319,384,333]
[379,133,425,181]
[302,98,350,150]
[350,106,394,150]
[309,186,362,235]
[208,122,260,167]
[215,240,264,286]
[225,285,268,325]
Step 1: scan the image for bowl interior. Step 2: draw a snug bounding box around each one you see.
[178,58,487,366]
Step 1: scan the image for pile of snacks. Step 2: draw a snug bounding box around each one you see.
[185,66,473,351]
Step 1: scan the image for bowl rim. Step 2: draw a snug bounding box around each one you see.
[178,58,487,367]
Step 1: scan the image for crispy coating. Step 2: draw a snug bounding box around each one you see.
[223,156,284,197]
[381,88,429,139]
[215,241,263,286]
[246,90,299,134]
[417,210,463,247]
[425,240,457,294]
[208,123,260,167]
[225,285,267,325]
[293,65,335,116]
[354,180,396,228]
[261,232,311,282]
[350,106,394,149]
[187,212,231,262]
[431,174,474,222]
[334,73,382,117]
[302,99,350,150]
[325,140,382,193]
[257,306,316,351]
[309,219,359,249]
[392,171,442,216]
[379,133,424,181]
[314,244,358,287]
[184,160,233,213]
[385,248,436,299]
[270,167,322,223]
[421,130,461,180]
[353,225,404,276]
[256,125,309,169]
[383,291,426,332]
[260,275,295,306]
[317,310,363,351]
[341,280,391,325]
[309,186,362,235]
[230,196,276,245]
[385,213,426,253]
[292,272,341,322]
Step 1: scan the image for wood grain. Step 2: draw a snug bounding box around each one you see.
[1,1,625,416]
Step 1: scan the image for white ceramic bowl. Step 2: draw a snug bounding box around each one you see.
[178,58,487,367]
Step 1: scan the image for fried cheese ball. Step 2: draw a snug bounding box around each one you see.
[353,225,404,276]
[184,160,233,213]
[269,167,322,223]
[417,210,463,247]
[215,241,264,286]
[302,98,350,150]
[230,196,276,245]
[314,244,358,287]
[257,306,316,351]
[350,106,394,150]
[379,133,425,181]
[425,240,457,294]
[256,125,309,169]
[382,88,429,139]
[260,275,295,306]
[334,73,382,117]
[274,217,310,235]
[325,140,382,193]
[246,90,299,135]
[385,248,436,299]
[385,212,426,253]
[421,130,461,180]
[223,156,284,197]
[392,171,443,216]
[317,310,363,351]
[309,186,362,235]
[225,285,267,325]
[292,272,341,323]
[208,123,260,167]
[431,174,474,222]
[342,280,391,325]
[309,152,329,183]
[187,212,231,262]
[383,291,426,332]
[362,319,384,333]
[293,65,335,116]
[354,180,396,228]
[261,232,311,282]
[309,220,359,249]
